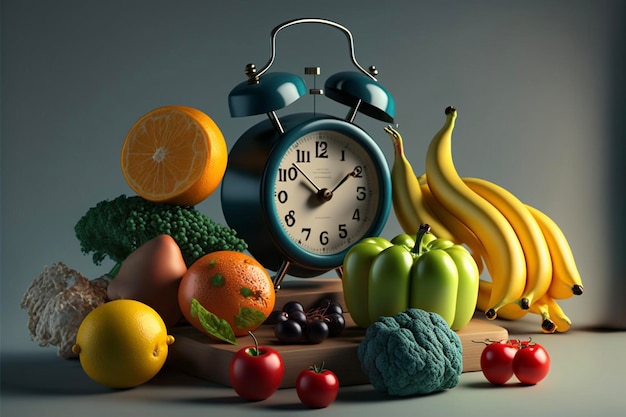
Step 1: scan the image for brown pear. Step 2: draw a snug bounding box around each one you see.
[107,234,187,327]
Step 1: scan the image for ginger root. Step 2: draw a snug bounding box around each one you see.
[20,262,110,359]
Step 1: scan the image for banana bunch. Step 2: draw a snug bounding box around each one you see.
[384,106,583,333]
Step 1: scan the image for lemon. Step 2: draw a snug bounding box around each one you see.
[72,299,175,389]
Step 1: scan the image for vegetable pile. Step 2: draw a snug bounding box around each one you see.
[74,194,247,276]
[22,193,248,358]
[357,308,463,396]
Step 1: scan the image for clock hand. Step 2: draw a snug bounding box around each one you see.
[291,163,322,193]
[331,166,362,193]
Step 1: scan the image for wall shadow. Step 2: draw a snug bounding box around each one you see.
[605,2,626,329]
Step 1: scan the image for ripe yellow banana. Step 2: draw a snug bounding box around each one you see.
[418,175,485,274]
[478,279,527,320]
[543,295,572,332]
[464,177,552,310]
[425,106,526,320]
[525,204,584,300]
[525,295,556,333]
[477,280,572,333]
[480,280,572,333]
[384,125,456,241]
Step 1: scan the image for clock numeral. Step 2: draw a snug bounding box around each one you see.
[301,228,311,241]
[296,149,311,163]
[320,230,329,246]
[315,141,328,158]
[318,225,348,247]
[278,167,298,182]
[353,166,363,177]
[352,208,360,221]
[276,190,288,204]
[356,186,367,201]
[340,150,346,161]
[285,210,296,227]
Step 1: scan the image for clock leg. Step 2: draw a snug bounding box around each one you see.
[272,259,291,291]
[335,266,343,278]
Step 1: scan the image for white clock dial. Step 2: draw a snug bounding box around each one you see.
[272,130,381,255]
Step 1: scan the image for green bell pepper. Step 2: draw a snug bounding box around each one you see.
[342,224,479,330]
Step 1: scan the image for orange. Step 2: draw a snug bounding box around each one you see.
[71,299,175,389]
[120,105,227,206]
[178,251,275,339]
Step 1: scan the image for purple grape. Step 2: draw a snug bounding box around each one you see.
[265,310,289,325]
[325,312,346,337]
[325,301,344,316]
[274,319,302,343]
[282,301,304,315]
[305,319,329,344]
[316,298,344,315]
[288,309,307,326]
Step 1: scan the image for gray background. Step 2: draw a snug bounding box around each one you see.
[2,0,625,359]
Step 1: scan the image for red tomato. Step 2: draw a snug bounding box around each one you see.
[513,342,550,385]
[229,334,284,401]
[296,364,339,408]
[480,340,519,385]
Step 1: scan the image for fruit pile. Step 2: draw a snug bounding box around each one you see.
[21,106,274,390]
[385,106,584,333]
[270,299,346,344]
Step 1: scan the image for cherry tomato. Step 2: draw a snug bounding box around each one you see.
[480,340,519,385]
[296,363,339,408]
[513,342,550,385]
[229,333,284,401]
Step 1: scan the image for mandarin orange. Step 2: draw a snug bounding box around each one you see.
[178,251,275,339]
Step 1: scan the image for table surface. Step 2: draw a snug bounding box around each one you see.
[2,318,625,417]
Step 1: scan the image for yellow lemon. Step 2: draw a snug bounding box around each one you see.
[72,299,175,389]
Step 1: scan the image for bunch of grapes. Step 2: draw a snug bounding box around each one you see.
[269,299,346,344]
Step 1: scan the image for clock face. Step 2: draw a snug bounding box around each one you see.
[265,127,387,266]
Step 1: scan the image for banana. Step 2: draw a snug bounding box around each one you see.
[425,106,526,320]
[544,296,572,332]
[418,175,485,274]
[525,204,584,299]
[526,295,556,334]
[480,280,572,333]
[478,279,527,320]
[384,125,456,241]
[464,177,552,309]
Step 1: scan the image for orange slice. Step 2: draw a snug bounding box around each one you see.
[121,106,227,206]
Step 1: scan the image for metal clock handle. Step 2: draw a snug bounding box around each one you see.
[247,17,377,83]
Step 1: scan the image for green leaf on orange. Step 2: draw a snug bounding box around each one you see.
[190,298,237,345]
[234,307,267,329]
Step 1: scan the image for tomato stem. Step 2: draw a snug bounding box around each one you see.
[310,361,326,373]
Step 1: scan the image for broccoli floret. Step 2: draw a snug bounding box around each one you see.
[74,194,247,276]
[357,308,463,396]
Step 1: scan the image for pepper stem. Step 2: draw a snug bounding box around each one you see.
[412,223,432,255]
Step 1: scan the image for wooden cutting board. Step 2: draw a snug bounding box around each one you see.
[166,278,508,388]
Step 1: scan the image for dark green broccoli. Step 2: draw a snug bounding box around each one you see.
[74,194,247,276]
[357,308,463,396]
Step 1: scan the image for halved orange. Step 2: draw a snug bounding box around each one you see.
[121,106,227,206]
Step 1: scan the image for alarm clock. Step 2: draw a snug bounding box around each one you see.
[221,18,395,288]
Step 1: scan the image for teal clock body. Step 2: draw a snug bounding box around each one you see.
[221,113,391,282]
[221,18,396,287]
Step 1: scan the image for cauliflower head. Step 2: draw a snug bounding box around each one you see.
[357,308,463,396]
